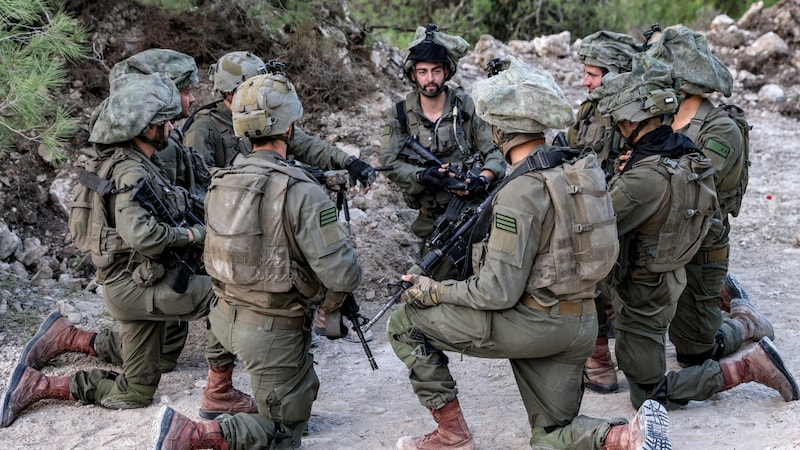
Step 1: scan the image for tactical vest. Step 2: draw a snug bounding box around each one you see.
[203,155,321,309]
[525,152,620,297]
[569,101,623,165]
[636,154,718,273]
[189,103,250,167]
[684,102,750,217]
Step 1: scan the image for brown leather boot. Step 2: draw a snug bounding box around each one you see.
[603,399,670,449]
[396,398,475,450]
[199,363,257,419]
[150,405,228,450]
[730,299,774,342]
[1,364,73,427]
[584,336,619,394]
[719,336,799,401]
[21,311,97,370]
[719,273,749,312]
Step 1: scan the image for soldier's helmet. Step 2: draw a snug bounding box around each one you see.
[403,23,469,81]
[589,53,680,123]
[472,55,574,135]
[231,73,303,138]
[211,51,267,95]
[89,73,182,145]
[109,48,199,90]
[578,30,642,74]
[645,24,733,97]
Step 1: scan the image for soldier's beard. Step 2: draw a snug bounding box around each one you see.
[418,81,445,98]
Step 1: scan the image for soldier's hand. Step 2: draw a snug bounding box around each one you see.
[188,225,205,245]
[463,174,489,198]
[400,274,440,308]
[345,156,376,190]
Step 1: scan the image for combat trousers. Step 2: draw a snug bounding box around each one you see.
[668,250,742,362]
[208,301,318,450]
[69,273,215,409]
[388,300,625,448]
[611,268,684,409]
[94,320,189,372]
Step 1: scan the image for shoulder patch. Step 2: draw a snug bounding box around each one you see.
[319,207,338,227]
[494,213,517,234]
[382,124,392,136]
[704,138,730,158]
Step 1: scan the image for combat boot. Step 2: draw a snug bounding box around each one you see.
[602,399,671,450]
[396,397,475,450]
[584,337,619,394]
[719,337,799,401]
[719,273,749,312]
[1,365,73,427]
[21,311,97,370]
[730,299,774,342]
[150,405,228,450]
[199,363,257,419]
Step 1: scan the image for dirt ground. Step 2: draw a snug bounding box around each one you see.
[3,2,800,448]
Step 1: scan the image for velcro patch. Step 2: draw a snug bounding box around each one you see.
[319,207,338,227]
[494,213,517,234]
[704,138,730,158]
[382,124,392,136]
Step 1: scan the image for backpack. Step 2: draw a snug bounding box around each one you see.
[68,146,132,269]
[645,153,718,272]
[685,102,750,217]
[528,151,620,295]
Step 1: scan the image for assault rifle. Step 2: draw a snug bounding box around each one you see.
[362,182,499,331]
[486,57,509,77]
[399,136,472,191]
[130,177,206,294]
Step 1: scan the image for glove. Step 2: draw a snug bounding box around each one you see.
[464,174,490,198]
[189,225,205,245]
[345,156,376,189]
[417,166,446,187]
[400,274,440,308]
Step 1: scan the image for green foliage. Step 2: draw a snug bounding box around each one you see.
[138,0,199,10]
[0,0,87,165]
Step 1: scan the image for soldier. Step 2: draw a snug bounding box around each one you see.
[379,24,506,282]
[184,51,375,344]
[645,25,768,369]
[590,53,798,410]
[1,72,256,429]
[388,55,669,450]
[150,72,363,450]
[567,30,642,395]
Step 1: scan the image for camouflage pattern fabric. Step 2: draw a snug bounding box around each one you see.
[589,54,679,123]
[403,25,470,78]
[109,48,199,90]
[646,25,733,96]
[579,30,642,73]
[89,73,181,144]
[472,56,574,134]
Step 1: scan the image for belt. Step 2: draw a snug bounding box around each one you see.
[690,246,729,265]
[521,296,596,316]
[216,300,305,330]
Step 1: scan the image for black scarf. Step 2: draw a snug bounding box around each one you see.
[620,125,700,176]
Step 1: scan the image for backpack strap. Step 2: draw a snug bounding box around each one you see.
[684,100,716,144]
[396,100,408,135]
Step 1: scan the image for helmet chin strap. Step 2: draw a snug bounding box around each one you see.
[138,125,169,150]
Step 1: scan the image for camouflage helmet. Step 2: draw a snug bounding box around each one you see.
[645,25,733,97]
[578,30,642,73]
[403,24,469,81]
[589,53,680,123]
[231,73,303,138]
[472,56,574,134]
[89,73,182,145]
[210,51,267,95]
[109,48,199,90]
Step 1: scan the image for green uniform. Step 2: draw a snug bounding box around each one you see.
[608,130,730,410]
[388,145,631,449]
[68,143,226,409]
[206,151,362,449]
[184,101,354,169]
[566,100,625,176]
[668,98,747,365]
[379,86,506,279]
